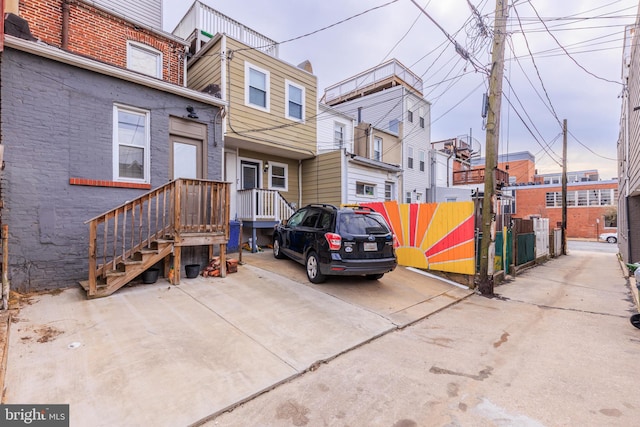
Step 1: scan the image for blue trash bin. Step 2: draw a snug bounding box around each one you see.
[228,220,241,252]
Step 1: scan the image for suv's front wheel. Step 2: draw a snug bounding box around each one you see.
[306,251,326,284]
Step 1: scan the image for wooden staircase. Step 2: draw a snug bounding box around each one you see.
[81,179,230,299]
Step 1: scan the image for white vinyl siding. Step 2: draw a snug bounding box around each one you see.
[93,0,161,28]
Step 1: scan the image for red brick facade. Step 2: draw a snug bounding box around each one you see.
[511,181,618,239]
[499,158,535,184]
[19,0,185,85]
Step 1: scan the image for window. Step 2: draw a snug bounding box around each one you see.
[113,105,150,183]
[419,150,425,172]
[589,190,599,206]
[416,192,423,202]
[127,41,162,78]
[419,107,425,129]
[604,213,617,227]
[334,123,345,147]
[385,182,394,201]
[600,189,612,205]
[245,62,270,110]
[407,110,413,123]
[545,192,558,207]
[407,146,414,169]
[405,192,412,203]
[419,116,425,129]
[389,119,399,134]
[285,80,304,121]
[356,182,375,196]
[373,137,382,161]
[577,190,588,206]
[268,162,288,191]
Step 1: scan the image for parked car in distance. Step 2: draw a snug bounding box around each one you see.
[599,232,617,243]
[273,204,397,283]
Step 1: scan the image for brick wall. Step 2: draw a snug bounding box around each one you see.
[513,182,618,239]
[20,0,185,85]
[498,158,535,184]
[1,48,222,291]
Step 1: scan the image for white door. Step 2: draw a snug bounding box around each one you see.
[171,136,203,179]
[241,161,260,189]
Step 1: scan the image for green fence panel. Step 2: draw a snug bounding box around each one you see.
[516,233,535,265]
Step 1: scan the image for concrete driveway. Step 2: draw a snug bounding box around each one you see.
[2,252,472,426]
[243,250,471,327]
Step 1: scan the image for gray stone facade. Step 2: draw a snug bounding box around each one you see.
[1,48,223,291]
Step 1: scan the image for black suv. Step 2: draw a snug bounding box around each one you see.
[273,204,397,283]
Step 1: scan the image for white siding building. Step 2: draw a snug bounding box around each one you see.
[324,59,431,203]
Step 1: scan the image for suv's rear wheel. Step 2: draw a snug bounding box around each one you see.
[306,251,326,283]
[273,236,286,259]
[365,273,384,280]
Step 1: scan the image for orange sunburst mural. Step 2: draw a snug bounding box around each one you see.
[362,201,476,275]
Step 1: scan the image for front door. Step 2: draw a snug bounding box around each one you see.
[171,136,204,226]
[241,161,260,189]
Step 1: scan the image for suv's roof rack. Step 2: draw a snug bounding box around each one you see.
[341,204,375,213]
[304,203,338,210]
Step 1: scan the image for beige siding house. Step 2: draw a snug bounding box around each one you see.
[174,1,318,250]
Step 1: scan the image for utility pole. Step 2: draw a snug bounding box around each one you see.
[478,0,508,295]
[562,119,568,255]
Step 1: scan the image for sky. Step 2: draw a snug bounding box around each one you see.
[162,0,637,181]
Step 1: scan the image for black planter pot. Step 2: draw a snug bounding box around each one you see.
[141,268,160,284]
[185,264,200,279]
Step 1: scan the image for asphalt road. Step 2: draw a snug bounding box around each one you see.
[568,239,619,254]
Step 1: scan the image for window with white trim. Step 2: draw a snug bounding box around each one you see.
[385,182,394,201]
[268,162,288,191]
[245,62,270,111]
[285,80,304,121]
[419,107,425,129]
[373,137,382,161]
[407,146,414,169]
[356,182,375,196]
[419,150,425,172]
[113,104,150,183]
[405,192,412,203]
[334,123,345,147]
[127,41,162,78]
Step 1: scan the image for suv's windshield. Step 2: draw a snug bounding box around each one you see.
[338,212,390,235]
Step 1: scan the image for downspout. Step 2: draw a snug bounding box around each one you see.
[61,0,70,50]
[298,160,302,208]
[183,47,188,87]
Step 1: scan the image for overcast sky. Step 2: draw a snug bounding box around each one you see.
[162,0,637,181]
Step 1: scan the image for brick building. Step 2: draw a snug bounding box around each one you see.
[473,151,536,185]
[19,0,187,85]
[1,0,225,291]
[503,179,618,239]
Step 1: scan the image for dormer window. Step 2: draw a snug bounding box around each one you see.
[127,41,162,78]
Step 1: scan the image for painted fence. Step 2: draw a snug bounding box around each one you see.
[362,201,475,275]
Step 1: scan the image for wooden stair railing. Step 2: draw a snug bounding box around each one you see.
[82,179,230,298]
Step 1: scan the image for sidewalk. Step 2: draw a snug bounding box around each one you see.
[0,252,471,426]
